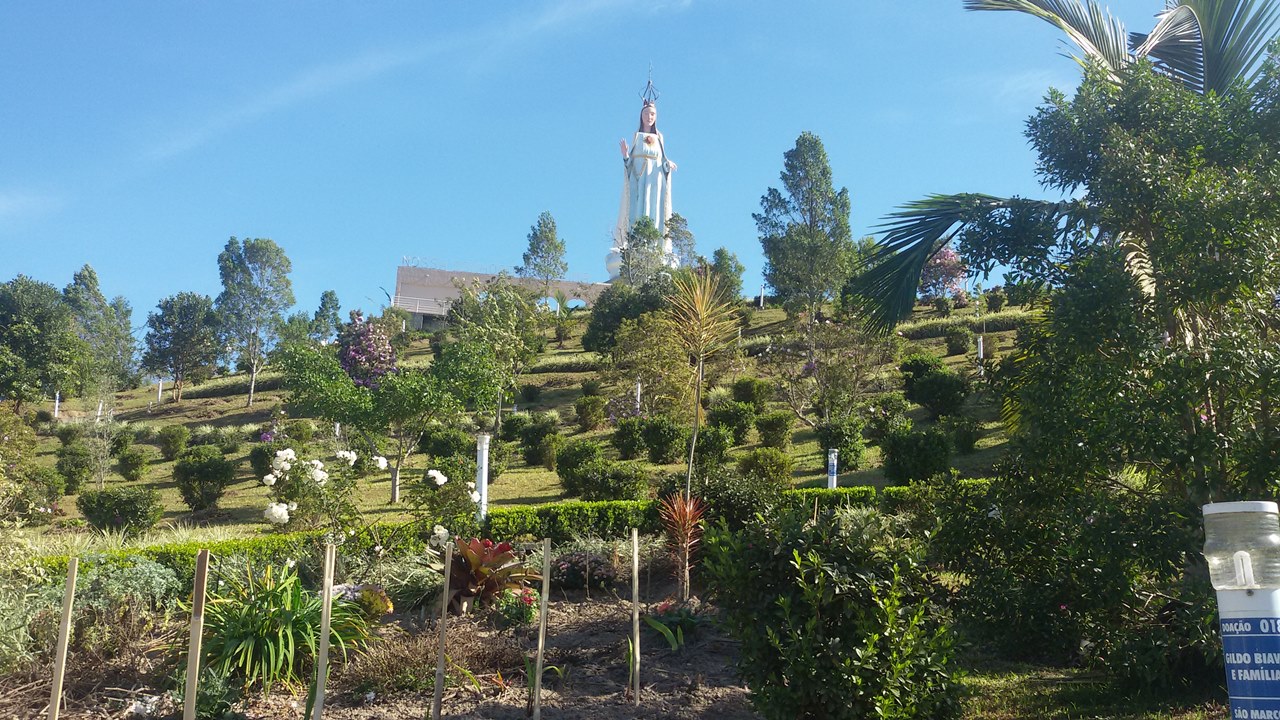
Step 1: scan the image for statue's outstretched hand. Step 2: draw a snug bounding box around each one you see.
[666,160,678,172]
[619,139,629,158]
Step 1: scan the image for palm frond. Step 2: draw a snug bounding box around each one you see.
[966,0,1131,75]
[1134,0,1280,94]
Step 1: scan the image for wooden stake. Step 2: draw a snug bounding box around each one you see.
[631,527,640,706]
[431,542,453,720]
[311,544,336,720]
[182,550,211,720]
[48,557,78,720]
[532,538,552,720]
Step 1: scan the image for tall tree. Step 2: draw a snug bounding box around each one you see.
[215,237,294,406]
[708,247,746,303]
[666,213,698,268]
[619,219,668,287]
[141,292,219,403]
[0,276,85,413]
[755,132,854,323]
[63,265,137,395]
[311,290,341,344]
[516,211,568,298]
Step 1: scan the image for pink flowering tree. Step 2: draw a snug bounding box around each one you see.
[918,246,968,301]
[337,311,397,388]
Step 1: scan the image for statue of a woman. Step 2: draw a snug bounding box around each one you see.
[606,100,677,279]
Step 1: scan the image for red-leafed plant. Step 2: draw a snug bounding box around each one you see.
[446,538,540,614]
[660,494,707,601]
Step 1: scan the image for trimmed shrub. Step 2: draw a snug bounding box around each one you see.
[692,424,733,468]
[899,353,944,395]
[933,295,953,316]
[939,415,981,454]
[909,369,968,418]
[984,287,1008,312]
[485,500,661,542]
[419,425,473,459]
[862,391,911,445]
[574,395,606,432]
[706,401,755,445]
[731,377,773,412]
[77,486,164,536]
[814,417,867,471]
[737,447,794,487]
[537,433,563,471]
[944,326,973,356]
[248,439,291,479]
[116,446,151,482]
[754,411,794,449]
[641,415,687,465]
[157,425,190,461]
[783,486,878,513]
[882,427,952,485]
[519,383,542,403]
[612,417,646,460]
[499,412,532,443]
[55,422,85,446]
[284,419,316,444]
[174,445,235,512]
[572,459,650,502]
[519,412,560,466]
[109,429,134,457]
[525,355,602,374]
[660,463,784,530]
[556,439,606,496]
[55,441,93,494]
[580,378,603,397]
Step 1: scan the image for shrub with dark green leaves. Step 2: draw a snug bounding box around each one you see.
[419,424,473,459]
[612,417,646,460]
[984,287,1008,312]
[519,383,543,403]
[25,465,66,502]
[174,445,235,512]
[692,424,733,468]
[703,506,963,720]
[283,419,315,444]
[706,401,755,445]
[754,411,794,449]
[109,429,134,457]
[899,353,944,396]
[862,391,911,445]
[939,415,980,454]
[157,425,191,461]
[815,417,866,471]
[882,427,952,485]
[537,433,563,471]
[737,447,794,487]
[580,379,603,397]
[731,377,773,412]
[574,395,607,432]
[933,295,954,316]
[573,460,650,502]
[519,412,560,466]
[248,439,289,479]
[55,422,85,446]
[556,439,606,496]
[499,412,532,443]
[641,415,688,465]
[55,441,93,494]
[660,464,784,530]
[909,369,968,418]
[77,486,164,536]
[944,326,973,356]
[116,446,151,482]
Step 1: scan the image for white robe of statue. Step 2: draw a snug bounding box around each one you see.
[607,103,677,280]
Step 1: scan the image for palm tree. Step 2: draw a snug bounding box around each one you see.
[851,0,1280,334]
[663,271,740,498]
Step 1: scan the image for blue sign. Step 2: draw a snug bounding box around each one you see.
[1221,617,1280,718]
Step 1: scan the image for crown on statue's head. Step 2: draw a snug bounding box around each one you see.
[640,70,660,106]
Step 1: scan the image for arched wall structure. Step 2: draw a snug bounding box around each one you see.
[392,265,610,330]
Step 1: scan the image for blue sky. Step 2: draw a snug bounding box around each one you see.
[1,0,1162,322]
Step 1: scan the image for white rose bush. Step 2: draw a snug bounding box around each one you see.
[261,447,359,532]
[407,460,482,540]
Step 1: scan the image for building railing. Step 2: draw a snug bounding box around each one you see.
[391,295,452,317]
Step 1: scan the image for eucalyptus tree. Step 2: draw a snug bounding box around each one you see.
[142,293,219,403]
[215,237,294,406]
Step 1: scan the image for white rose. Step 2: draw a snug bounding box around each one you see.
[470,490,481,503]
[287,501,297,511]
[428,469,448,486]
[262,474,276,487]
[264,502,290,525]
[374,456,388,470]
[467,481,476,490]
[311,468,329,485]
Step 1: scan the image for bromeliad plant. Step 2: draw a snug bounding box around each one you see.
[659,494,707,602]
[197,562,372,693]
[443,538,540,615]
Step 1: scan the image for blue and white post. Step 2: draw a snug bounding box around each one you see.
[1204,501,1280,718]
[475,433,491,523]
[826,448,838,490]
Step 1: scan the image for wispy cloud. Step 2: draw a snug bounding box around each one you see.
[143,0,650,163]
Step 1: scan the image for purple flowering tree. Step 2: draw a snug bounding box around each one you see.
[336,311,397,389]
[918,246,968,301]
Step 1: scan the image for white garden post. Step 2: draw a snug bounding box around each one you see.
[631,528,641,706]
[759,285,765,309]
[95,400,103,422]
[157,379,163,403]
[476,433,491,522]
[827,448,839,489]
[334,422,340,440]
[53,391,60,418]
[634,382,642,414]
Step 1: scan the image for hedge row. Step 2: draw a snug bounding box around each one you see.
[525,354,603,374]
[35,483,992,581]
[895,309,1035,341]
